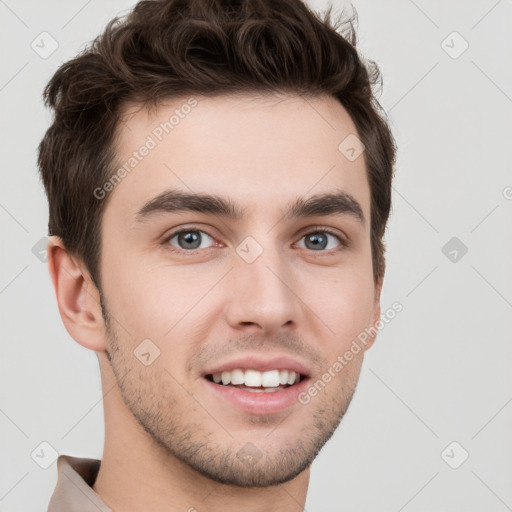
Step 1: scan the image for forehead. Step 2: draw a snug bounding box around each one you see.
[105,93,370,229]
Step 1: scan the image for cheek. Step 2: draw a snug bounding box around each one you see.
[101,254,220,341]
[307,267,375,344]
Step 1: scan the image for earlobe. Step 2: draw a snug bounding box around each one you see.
[47,236,107,353]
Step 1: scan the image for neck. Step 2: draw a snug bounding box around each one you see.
[92,356,310,512]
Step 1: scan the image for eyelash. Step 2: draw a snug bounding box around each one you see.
[162,226,348,255]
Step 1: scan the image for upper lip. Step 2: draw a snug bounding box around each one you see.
[203,354,311,377]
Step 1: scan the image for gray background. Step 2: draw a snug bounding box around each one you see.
[1,0,511,510]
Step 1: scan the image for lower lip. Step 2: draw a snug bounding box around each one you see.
[203,376,310,415]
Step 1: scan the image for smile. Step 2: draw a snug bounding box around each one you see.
[203,369,310,414]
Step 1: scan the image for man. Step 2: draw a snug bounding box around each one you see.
[39,0,396,509]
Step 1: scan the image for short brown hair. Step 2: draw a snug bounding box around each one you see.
[38,0,396,291]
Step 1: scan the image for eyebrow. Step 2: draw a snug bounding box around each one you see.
[134,189,365,225]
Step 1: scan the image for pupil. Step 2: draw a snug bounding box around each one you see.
[306,233,326,250]
[179,231,201,249]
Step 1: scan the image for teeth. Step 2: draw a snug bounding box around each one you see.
[210,368,301,387]
[230,368,245,385]
[287,371,297,386]
[244,369,262,387]
[261,370,280,387]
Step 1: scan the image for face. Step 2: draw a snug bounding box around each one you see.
[98,92,381,487]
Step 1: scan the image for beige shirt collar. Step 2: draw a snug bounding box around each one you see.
[47,455,112,512]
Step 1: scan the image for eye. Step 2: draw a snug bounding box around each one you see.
[296,229,345,252]
[163,226,347,255]
[165,228,217,252]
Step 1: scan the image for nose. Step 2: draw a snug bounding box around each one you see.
[223,242,303,335]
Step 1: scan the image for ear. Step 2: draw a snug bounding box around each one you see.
[363,272,384,351]
[47,236,107,353]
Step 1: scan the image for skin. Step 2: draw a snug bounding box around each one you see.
[48,92,383,512]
